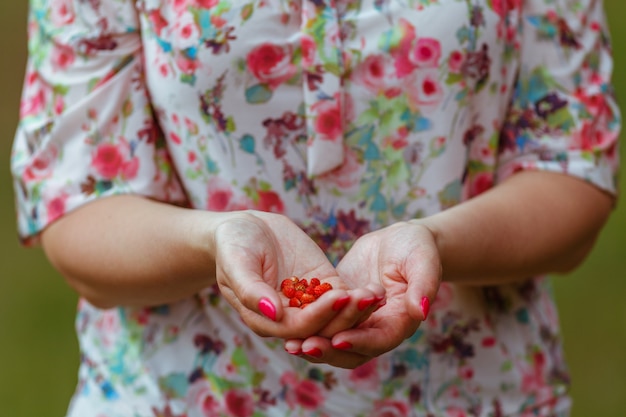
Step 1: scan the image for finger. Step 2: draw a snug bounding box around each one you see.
[316,285,385,338]
[297,336,372,369]
[237,289,354,339]
[403,254,441,322]
[329,308,420,358]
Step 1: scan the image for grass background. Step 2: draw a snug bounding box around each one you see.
[0,1,624,416]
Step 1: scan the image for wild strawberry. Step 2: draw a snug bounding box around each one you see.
[289,297,301,307]
[313,282,333,298]
[294,290,304,300]
[305,285,316,295]
[310,278,321,287]
[300,293,316,304]
[282,285,296,298]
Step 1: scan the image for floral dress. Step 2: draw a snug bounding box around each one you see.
[11,0,620,416]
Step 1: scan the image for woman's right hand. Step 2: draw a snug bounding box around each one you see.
[212,210,385,340]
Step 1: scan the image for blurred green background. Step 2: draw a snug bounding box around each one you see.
[1,2,624,416]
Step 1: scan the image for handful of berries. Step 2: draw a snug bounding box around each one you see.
[280,276,333,308]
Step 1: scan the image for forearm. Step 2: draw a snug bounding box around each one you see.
[41,195,224,308]
[416,171,614,285]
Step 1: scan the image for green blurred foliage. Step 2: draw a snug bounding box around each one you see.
[0,1,624,416]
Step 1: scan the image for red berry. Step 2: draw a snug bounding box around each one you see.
[294,290,304,300]
[289,297,301,307]
[282,286,296,298]
[300,293,316,304]
[310,278,321,287]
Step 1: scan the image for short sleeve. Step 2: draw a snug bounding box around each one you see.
[496,0,620,194]
[11,0,187,245]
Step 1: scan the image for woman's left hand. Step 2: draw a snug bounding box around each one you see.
[284,221,442,368]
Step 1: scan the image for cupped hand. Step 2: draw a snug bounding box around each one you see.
[212,210,384,340]
[285,221,441,368]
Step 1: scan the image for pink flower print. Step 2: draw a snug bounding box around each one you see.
[121,157,140,180]
[448,50,465,73]
[369,399,410,417]
[23,145,58,182]
[280,371,325,410]
[173,12,200,49]
[574,121,619,153]
[206,177,234,211]
[353,54,388,93]
[406,69,443,110]
[176,53,201,75]
[409,38,441,68]
[51,43,75,71]
[193,0,220,9]
[224,389,254,417]
[148,9,169,36]
[317,145,362,190]
[256,190,285,214]
[246,43,297,89]
[170,0,190,14]
[444,407,468,417]
[301,35,317,68]
[347,358,380,390]
[491,0,521,18]
[46,193,68,224]
[92,143,124,180]
[20,89,46,118]
[50,0,75,27]
[187,380,221,417]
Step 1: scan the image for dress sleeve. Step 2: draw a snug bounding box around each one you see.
[11,0,188,245]
[496,0,620,194]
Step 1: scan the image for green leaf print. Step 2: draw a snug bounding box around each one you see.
[245,84,273,104]
[159,373,189,399]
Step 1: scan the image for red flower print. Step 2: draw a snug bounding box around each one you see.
[224,389,254,417]
[311,94,346,142]
[176,54,201,75]
[23,146,57,182]
[468,172,493,197]
[246,43,297,89]
[92,143,124,180]
[256,190,284,214]
[448,50,465,73]
[51,43,76,71]
[206,177,234,211]
[347,358,380,390]
[369,399,410,417]
[409,38,441,68]
[280,372,325,410]
[301,35,317,68]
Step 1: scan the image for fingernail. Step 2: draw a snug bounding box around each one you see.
[258,298,277,321]
[332,296,350,311]
[421,296,430,320]
[358,297,376,311]
[332,341,352,350]
[374,299,387,312]
[285,347,302,355]
[304,348,323,358]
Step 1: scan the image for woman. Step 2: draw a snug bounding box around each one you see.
[11,0,619,415]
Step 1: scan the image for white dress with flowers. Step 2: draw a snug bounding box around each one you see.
[11,0,620,416]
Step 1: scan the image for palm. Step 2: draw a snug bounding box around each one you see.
[213,211,378,339]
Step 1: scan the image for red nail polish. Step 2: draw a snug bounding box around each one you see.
[304,348,323,358]
[333,341,352,350]
[332,296,350,311]
[258,298,276,321]
[420,296,430,320]
[358,297,376,311]
[374,299,387,312]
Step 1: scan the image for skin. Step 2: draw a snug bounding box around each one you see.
[41,170,614,368]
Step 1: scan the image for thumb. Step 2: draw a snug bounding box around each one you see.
[404,254,442,322]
